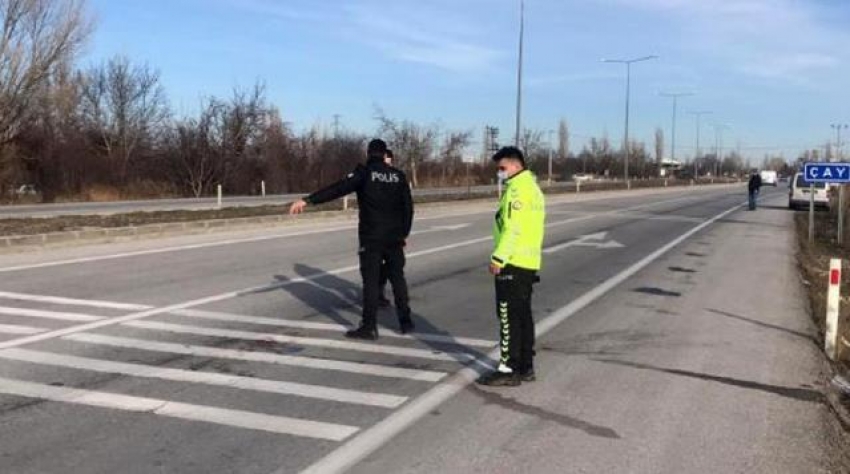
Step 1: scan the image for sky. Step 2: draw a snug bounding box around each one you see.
[83,0,850,161]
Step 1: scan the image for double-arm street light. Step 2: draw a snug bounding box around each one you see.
[602,55,659,184]
[659,92,694,163]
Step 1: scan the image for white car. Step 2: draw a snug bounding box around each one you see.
[760,170,778,187]
[789,172,831,210]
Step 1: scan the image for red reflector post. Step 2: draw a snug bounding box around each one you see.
[831,269,841,286]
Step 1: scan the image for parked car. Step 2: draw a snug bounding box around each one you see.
[572,174,593,182]
[789,172,831,210]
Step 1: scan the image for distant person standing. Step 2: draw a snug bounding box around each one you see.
[748,171,762,210]
[289,139,415,339]
[478,146,546,387]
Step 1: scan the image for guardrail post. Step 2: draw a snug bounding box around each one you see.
[343,195,349,211]
[261,180,266,197]
[576,180,581,194]
[217,185,222,209]
[826,258,842,361]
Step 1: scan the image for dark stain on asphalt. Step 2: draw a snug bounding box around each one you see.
[634,287,682,297]
[705,308,814,341]
[592,359,825,404]
[669,266,697,273]
[469,385,621,439]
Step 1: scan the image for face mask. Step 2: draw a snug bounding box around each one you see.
[497,170,509,181]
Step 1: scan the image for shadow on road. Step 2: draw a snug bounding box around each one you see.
[591,358,824,404]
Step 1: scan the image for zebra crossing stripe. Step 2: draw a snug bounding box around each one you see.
[0,306,104,322]
[0,376,359,441]
[0,348,407,408]
[64,333,446,382]
[122,320,478,363]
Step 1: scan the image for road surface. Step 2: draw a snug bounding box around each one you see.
[0,185,843,473]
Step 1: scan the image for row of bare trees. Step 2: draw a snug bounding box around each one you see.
[1,0,752,203]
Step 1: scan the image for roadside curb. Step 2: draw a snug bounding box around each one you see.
[0,182,743,252]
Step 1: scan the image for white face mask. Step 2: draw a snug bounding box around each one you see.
[497,170,509,182]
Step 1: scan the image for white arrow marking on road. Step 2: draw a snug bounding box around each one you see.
[410,223,471,235]
[543,231,625,254]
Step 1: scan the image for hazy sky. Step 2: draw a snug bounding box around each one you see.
[84,0,850,160]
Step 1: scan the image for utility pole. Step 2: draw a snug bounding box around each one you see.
[332,114,341,139]
[688,110,712,178]
[832,123,848,161]
[602,55,659,185]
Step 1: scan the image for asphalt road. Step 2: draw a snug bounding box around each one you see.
[0,184,838,473]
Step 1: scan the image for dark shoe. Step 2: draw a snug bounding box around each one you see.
[519,369,536,382]
[476,371,521,387]
[345,325,378,340]
[378,295,391,307]
[399,317,415,335]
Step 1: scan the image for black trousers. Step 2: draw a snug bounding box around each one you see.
[495,265,537,372]
[359,243,410,328]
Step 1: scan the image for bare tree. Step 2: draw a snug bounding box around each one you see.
[558,119,570,160]
[374,107,436,188]
[80,55,169,183]
[0,0,92,145]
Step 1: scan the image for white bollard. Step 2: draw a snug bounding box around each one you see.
[261,180,266,197]
[576,180,581,194]
[217,185,222,208]
[826,258,842,361]
[343,195,349,211]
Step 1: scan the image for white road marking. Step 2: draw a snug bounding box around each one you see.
[122,320,478,363]
[543,231,625,254]
[0,291,150,311]
[0,348,407,408]
[294,199,746,474]
[0,376,359,441]
[173,309,496,348]
[410,223,471,235]
[0,190,716,274]
[64,333,446,382]
[0,192,728,352]
[0,324,46,335]
[0,306,104,322]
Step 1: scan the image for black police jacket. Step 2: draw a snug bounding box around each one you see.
[304,158,414,246]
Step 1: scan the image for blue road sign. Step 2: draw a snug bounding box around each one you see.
[803,163,850,183]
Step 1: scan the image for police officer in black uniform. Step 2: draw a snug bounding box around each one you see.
[289,139,415,340]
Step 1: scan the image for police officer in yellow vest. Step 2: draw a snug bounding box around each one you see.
[478,146,546,387]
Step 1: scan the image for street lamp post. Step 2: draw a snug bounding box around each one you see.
[514,0,525,147]
[688,110,712,178]
[547,129,554,185]
[659,92,693,165]
[602,55,658,186]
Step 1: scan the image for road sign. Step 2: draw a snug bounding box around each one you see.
[803,163,850,183]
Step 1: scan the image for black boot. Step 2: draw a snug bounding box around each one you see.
[345,324,378,340]
[519,368,536,382]
[399,317,415,335]
[476,371,521,387]
[378,295,391,308]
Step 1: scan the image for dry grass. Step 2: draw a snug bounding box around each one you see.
[795,210,850,366]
